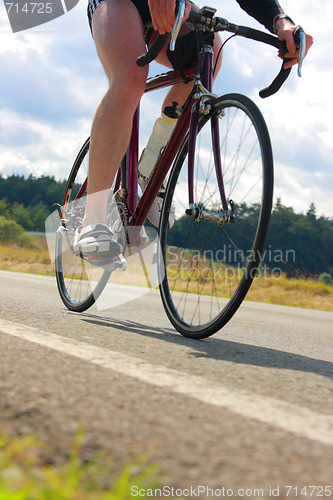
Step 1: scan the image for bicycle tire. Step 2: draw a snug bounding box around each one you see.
[159,93,274,339]
[55,138,112,312]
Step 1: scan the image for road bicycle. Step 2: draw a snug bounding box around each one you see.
[52,2,306,339]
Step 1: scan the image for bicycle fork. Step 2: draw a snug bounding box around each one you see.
[186,45,235,225]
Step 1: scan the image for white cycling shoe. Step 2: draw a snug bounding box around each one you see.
[72,222,123,268]
[138,175,175,229]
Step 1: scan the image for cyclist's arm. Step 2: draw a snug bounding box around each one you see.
[236,0,313,68]
[235,0,284,33]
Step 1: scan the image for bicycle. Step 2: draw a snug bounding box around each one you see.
[52,2,306,339]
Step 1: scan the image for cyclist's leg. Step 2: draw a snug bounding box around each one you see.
[153,5,223,109]
[138,17,222,228]
[82,0,148,229]
[160,33,222,108]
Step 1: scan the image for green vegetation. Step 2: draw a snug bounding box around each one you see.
[0,430,161,499]
[247,274,333,312]
[266,200,333,277]
[0,240,332,311]
[0,174,66,232]
[0,173,332,286]
[168,198,333,279]
[0,240,53,275]
[0,217,41,249]
[318,272,333,286]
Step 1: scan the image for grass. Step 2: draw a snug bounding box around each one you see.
[246,274,333,311]
[0,236,332,312]
[165,253,333,312]
[0,429,161,499]
[0,237,54,276]
[168,271,333,312]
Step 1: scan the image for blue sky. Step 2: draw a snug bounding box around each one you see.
[0,0,332,217]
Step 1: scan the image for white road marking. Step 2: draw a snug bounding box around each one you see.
[1,317,333,446]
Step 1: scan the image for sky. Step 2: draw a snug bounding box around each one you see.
[0,0,332,218]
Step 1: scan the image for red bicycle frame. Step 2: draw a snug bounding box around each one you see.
[124,43,228,228]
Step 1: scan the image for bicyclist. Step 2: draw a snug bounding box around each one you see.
[73,0,312,262]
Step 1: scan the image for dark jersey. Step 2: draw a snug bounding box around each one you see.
[88,0,284,35]
[236,0,283,32]
[128,0,284,33]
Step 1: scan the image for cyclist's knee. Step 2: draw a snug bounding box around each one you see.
[110,65,147,105]
[124,65,147,95]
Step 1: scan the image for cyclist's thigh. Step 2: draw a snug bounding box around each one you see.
[153,2,222,73]
[152,1,198,68]
[91,0,148,83]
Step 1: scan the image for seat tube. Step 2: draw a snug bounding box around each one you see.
[127,105,140,215]
[187,102,199,207]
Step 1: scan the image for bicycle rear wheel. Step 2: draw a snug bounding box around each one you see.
[159,93,274,338]
[55,138,112,312]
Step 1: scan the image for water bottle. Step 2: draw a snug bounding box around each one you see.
[138,102,179,179]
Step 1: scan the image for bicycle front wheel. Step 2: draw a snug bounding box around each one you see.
[159,93,274,338]
[55,138,112,312]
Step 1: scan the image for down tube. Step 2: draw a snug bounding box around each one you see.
[211,116,229,211]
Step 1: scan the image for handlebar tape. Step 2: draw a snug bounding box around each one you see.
[136,33,169,67]
[221,25,290,99]
[259,26,303,98]
[259,62,291,98]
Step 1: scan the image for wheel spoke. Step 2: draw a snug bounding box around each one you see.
[55,139,111,312]
[159,94,273,338]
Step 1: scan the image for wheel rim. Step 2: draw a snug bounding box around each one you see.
[160,95,273,334]
[55,140,111,310]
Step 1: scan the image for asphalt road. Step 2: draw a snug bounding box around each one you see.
[0,270,332,499]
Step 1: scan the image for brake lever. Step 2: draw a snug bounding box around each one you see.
[295,27,306,77]
[136,0,186,66]
[283,25,306,77]
[170,0,186,51]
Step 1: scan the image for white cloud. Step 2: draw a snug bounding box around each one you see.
[0,109,91,178]
[208,0,333,217]
[0,150,43,177]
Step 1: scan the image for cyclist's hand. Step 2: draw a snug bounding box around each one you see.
[148,0,191,35]
[275,17,313,69]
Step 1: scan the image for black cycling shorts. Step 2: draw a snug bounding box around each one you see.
[88,0,151,35]
[88,0,194,43]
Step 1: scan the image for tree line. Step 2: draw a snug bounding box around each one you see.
[167,199,333,279]
[0,174,332,278]
[0,174,66,232]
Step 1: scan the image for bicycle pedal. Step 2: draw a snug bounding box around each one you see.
[56,226,68,238]
[114,253,127,272]
[78,253,127,272]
